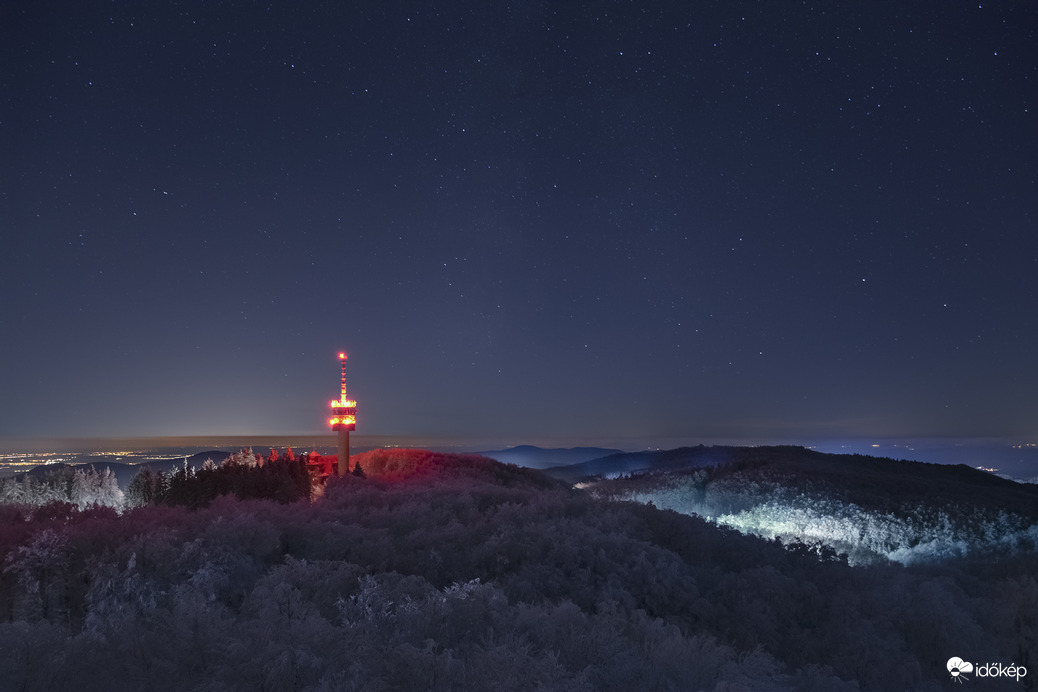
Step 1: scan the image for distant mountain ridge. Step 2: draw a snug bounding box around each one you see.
[477,445,623,469]
[542,445,734,482]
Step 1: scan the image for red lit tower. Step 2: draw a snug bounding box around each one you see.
[328,352,357,476]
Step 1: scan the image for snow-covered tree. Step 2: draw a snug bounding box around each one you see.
[70,467,124,510]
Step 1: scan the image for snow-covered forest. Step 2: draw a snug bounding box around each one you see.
[0,449,1034,690]
[578,446,1038,566]
[0,448,308,511]
[591,470,1038,566]
[0,465,124,510]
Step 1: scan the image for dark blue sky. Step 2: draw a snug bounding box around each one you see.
[2,2,1035,442]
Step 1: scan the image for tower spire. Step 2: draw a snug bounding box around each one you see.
[340,352,348,401]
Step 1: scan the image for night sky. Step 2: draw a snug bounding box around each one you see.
[2,2,1035,443]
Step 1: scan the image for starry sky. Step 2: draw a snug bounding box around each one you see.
[2,2,1035,444]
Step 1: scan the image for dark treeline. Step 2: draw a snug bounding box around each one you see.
[0,449,1033,690]
[127,454,313,509]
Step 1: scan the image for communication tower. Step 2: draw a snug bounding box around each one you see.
[328,352,357,475]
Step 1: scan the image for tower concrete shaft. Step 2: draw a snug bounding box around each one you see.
[337,428,350,476]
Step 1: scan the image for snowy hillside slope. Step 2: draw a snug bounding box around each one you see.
[574,446,1038,565]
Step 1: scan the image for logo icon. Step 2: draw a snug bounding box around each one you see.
[947,657,973,683]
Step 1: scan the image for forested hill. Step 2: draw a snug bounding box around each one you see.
[351,448,565,490]
[543,445,749,483]
[549,444,1038,517]
[0,447,1035,690]
[574,445,1038,566]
